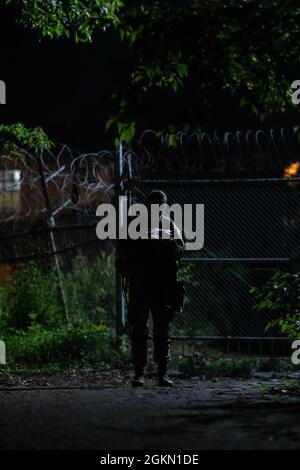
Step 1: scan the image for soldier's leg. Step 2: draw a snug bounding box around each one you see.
[128,296,150,376]
[151,304,174,379]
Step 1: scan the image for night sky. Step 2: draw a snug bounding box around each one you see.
[0,4,134,150]
[0,4,299,151]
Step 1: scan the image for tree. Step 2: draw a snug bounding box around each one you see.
[3,0,123,42]
[0,123,53,153]
[3,0,300,141]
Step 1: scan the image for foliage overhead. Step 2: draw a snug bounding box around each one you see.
[0,123,54,153]
[4,0,123,42]
[3,0,300,140]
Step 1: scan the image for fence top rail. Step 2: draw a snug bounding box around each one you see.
[130,177,300,186]
[182,257,290,263]
[170,336,291,341]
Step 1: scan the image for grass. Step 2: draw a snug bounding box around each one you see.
[0,339,298,381]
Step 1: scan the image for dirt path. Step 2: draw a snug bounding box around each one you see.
[0,372,300,450]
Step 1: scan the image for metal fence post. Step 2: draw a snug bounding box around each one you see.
[36,151,70,324]
[115,141,126,343]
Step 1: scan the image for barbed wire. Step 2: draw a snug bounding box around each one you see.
[0,144,115,262]
[123,128,300,178]
[1,129,299,262]
[0,144,115,225]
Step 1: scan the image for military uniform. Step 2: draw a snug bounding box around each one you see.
[117,221,184,379]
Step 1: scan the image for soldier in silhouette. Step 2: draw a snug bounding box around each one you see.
[117,190,184,387]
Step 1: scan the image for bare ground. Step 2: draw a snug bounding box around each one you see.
[0,371,300,450]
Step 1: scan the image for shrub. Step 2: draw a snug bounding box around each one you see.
[63,251,116,327]
[251,271,300,338]
[0,251,116,332]
[0,261,62,332]
[4,324,126,368]
[0,251,122,369]
[177,354,259,378]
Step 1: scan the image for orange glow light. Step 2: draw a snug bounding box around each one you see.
[284,161,300,179]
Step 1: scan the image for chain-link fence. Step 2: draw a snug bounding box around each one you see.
[1,130,300,354]
[130,179,300,339]
[0,145,117,338]
[120,129,300,347]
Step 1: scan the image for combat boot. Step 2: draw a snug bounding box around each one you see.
[158,374,174,387]
[158,364,174,387]
[132,368,145,387]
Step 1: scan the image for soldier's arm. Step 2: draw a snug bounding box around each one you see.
[164,221,185,260]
